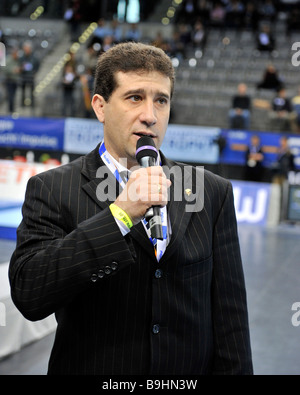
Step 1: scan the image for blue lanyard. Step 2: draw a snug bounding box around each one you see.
[99,140,169,261]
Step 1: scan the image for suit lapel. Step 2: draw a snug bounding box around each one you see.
[159,155,203,263]
[81,144,118,210]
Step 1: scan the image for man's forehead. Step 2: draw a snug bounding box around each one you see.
[116,70,171,85]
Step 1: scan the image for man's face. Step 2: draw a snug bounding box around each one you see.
[92,70,171,169]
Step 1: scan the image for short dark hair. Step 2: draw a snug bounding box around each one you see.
[93,42,175,101]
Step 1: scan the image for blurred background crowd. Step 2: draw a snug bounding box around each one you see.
[0,0,300,132]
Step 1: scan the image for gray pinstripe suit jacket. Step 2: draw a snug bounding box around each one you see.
[9,143,253,375]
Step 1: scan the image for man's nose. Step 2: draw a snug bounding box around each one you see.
[139,101,157,127]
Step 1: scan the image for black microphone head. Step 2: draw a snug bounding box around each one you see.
[135,136,158,163]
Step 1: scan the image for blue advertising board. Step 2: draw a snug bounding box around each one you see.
[0,116,64,151]
[63,117,103,154]
[161,124,220,164]
[63,119,221,164]
[1,116,299,169]
[221,129,300,170]
[231,180,271,225]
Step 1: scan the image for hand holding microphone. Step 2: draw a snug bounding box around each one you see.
[135,136,166,240]
[114,137,171,237]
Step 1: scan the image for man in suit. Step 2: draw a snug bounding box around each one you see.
[9,42,253,375]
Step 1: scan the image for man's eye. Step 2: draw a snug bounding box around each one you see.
[130,95,141,102]
[158,98,168,105]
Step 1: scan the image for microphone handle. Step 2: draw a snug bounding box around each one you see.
[141,155,163,240]
[145,206,163,240]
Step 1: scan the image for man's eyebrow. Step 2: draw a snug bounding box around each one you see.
[123,88,170,100]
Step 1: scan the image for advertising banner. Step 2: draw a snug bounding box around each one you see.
[0,160,59,240]
[63,117,103,154]
[161,124,220,164]
[221,129,300,170]
[0,117,64,151]
[231,180,271,225]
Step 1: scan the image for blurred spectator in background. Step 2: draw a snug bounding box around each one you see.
[291,87,300,133]
[196,0,210,26]
[151,31,168,51]
[64,0,83,42]
[64,50,77,73]
[80,68,94,119]
[286,7,300,35]
[168,30,186,59]
[4,47,20,113]
[61,63,78,117]
[257,64,283,91]
[80,44,98,118]
[225,0,245,29]
[245,134,265,182]
[209,1,226,28]
[102,35,114,52]
[177,24,192,48]
[110,19,123,43]
[19,41,40,108]
[91,18,111,46]
[269,87,293,132]
[258,0,277,23]
[176,0,198,24]
[272,136,295,185]
[124,23,141,42]
[243,1,260,31]
[256,23,275,53]
[82,45,98,76]
[191,20,207,52]
[229,83,252,129]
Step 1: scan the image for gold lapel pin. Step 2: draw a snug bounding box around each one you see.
[185,188,192,196]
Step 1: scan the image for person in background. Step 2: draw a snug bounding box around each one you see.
[256,23,275,53]
[4,47,20,113]
[91,18,111,46]
[225,0,245,29]
[228,83,252,129]
[19,41,40,108]
[243,1,259,32]
[257,64,283,91]
[245,134,264,182]
[191,20,207,52]
[209,1,226,28]
[272,136,295,185]
[109,18,123,43]
[291,87,300,133]
[269,87,293,132]
[61,63,77,117]
[64,0,82,42]
[124,22,141,42]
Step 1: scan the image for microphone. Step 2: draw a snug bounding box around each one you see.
[136,136,163,240]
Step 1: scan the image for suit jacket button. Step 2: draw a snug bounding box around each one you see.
[91,274,98,282]
[152,324,160,334]
[155,269,162,279]
[111,261,118,271]
[104,266,112,275]
[98,270,105,279]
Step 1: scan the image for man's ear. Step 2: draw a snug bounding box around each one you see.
[91,94,106,123]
